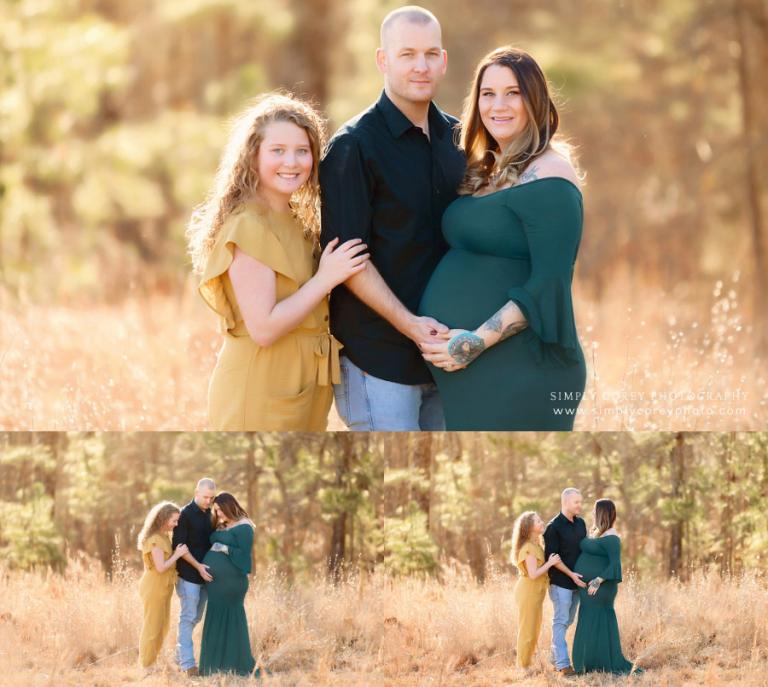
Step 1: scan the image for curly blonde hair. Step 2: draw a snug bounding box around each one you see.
[137,501,180,551]
[187,92,326,274]
[510,510,539,568]
[458,46,576,196]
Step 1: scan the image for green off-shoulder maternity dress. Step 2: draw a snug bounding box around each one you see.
[419,177,586,430]
[572,535,636,674]
[199,524,256,676]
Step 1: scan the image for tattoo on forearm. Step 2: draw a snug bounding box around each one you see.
[485,312,503,333]
[447,332,486,365]
[478,302,528,343]
[499,320,528,341]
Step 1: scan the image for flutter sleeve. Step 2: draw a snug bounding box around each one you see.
[142,533,170,571]
[198,210,298,331]
[505,179,584,367]
[142,533,165,554]
[515,542,536,575]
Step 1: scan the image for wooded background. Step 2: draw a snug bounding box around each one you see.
[2,0,767,429]
[2,431,765,579]
[1,0,766,311]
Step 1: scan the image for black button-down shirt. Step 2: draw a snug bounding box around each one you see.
[172,499,213,584]
[319,90,466,384]
[544,512,587,589]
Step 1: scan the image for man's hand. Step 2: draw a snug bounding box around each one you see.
[421,328,483,371]
[402,315,449,346]
[571,572,587,589]
[198,563,213,582]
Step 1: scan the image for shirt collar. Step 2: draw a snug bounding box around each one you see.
[376,90,449,140]
[189,499,207,515]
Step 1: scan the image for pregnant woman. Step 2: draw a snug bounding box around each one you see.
[419,47,586,430]
[572,499,638,674]
[199,493,256,677]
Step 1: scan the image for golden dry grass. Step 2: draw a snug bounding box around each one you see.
[1,559,766,686]
[1,273,765,430]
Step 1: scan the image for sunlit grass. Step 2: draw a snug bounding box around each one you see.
[1,273,765,430]
[1,558,766,686]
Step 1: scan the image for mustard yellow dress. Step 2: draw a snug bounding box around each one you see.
[199,205,341,430]
[139,533,177,667]
[514,541,548,668]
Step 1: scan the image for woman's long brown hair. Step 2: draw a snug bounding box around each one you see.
[592,498,617,536]
[212,492,252,529]
[459,46,561,195]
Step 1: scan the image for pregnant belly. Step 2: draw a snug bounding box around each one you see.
[575,553,605,582]
[203,551,247,599]
[419,249,531,330]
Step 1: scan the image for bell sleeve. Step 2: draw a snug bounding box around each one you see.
[597,536,623,582]
[505,179,584,367]
[228,525,254,575]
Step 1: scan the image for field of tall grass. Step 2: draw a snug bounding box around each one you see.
[1,272,765,430]
[2,558,766,686]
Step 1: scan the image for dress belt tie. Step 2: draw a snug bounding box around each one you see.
[314,333,343,386]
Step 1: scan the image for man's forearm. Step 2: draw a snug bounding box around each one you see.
[553,560,576,577]
[343,262,414,336]
[180,551,203,569]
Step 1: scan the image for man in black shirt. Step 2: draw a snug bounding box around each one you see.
[543,487,588,675]
[173,477,215,676]
[319,5,466,430]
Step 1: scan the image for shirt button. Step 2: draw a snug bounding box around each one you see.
[324,315,329,321]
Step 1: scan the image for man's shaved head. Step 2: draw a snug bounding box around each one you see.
[561,487,581,503]
[194,477,216,511]
[197,477,216,492]
[561,487,583,518]
[380,5,441,50]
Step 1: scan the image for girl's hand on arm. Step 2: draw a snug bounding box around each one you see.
[314,237,369,291]
[150,545,180,573]
[173,543,189,561]
[526,552,559,580]
[230,240,366,348]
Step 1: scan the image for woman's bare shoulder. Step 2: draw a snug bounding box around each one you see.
[520,149,581,188]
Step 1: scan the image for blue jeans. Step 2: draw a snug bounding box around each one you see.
[549,584,579,670]
[334,355,445,431]
[175,578,207,670]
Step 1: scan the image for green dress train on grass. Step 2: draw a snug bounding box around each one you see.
[418,177,586,430]
[199,524,256,676]
[572,535,636,674]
